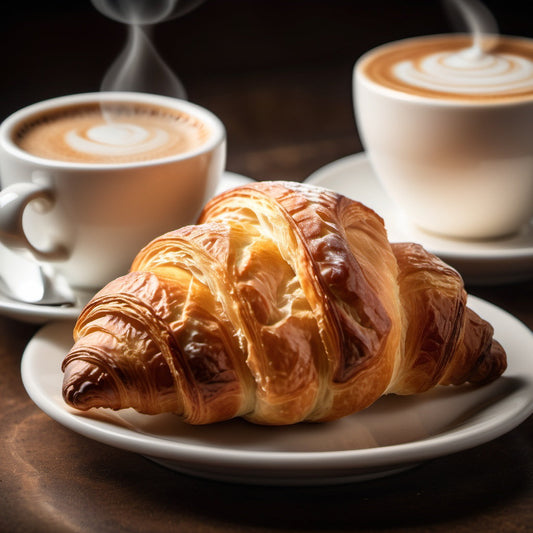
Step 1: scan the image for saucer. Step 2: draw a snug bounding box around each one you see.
[0,171,255,324]
[214,171,255,195]
[305,153,533,285]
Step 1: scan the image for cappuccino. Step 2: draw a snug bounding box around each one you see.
[355,34,533,239]
[359,34,533,102]
[14,102,209,164]
[0,92,226,289]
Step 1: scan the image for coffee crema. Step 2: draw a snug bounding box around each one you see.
[14,102,210,163]
[359,34,533,102]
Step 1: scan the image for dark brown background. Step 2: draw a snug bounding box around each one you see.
[1,1,532,532]
[3,0,533,181]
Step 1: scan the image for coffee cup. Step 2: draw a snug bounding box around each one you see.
[0,92,226,290]
[354,34,533,240]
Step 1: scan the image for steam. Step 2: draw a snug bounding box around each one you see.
[92,0,206,99]
[444,0,499,56]
[100,25,186,98]
[91,0,205,25]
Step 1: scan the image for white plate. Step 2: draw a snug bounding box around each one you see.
[305,153,533,285]
[0,172,254,324]
[21,296,533,486]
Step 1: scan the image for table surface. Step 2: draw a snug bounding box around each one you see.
[1,2,532,532]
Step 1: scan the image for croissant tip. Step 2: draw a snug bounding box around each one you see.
[62,360,121,412]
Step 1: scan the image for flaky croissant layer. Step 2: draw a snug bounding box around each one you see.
[62,181,506,425]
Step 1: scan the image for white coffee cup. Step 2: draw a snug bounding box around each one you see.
[0,92,226,290]
[354,34,533,240]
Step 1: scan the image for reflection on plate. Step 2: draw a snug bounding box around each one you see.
[0,172,254,325]
[21,296,533,486]
[305,153,533,285]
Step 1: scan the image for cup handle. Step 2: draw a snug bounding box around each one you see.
[0,182,68,261]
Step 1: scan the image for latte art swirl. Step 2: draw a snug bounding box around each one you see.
[359,35,533,102]
[65,123,170,156]
[15,103,209,164]
[394,48,533,95]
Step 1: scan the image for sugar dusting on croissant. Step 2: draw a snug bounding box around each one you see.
[61,181,506,425]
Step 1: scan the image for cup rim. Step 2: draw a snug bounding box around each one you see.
[0,91,226,169]
[354,33,533,108]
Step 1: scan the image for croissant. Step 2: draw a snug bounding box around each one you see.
[62,181,506,425]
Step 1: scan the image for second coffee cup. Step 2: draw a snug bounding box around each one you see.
[354,34,533,240]
[0,92,226,290]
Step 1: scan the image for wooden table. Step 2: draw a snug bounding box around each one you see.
[1,2,532,532]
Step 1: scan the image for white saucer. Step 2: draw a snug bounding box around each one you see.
[0,172,255,325]
[21,296,533,486]
[305,153,533,285]
[214,171,255,196]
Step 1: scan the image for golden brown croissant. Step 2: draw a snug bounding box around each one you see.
[62,181,506,425]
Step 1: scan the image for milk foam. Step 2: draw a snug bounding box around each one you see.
[394,46,533,95]
[65,122,170,156]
